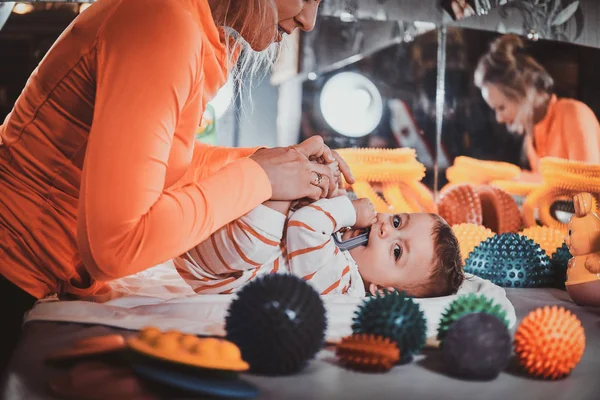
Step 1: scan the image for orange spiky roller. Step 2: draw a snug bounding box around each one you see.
[519,226,565,257]
[452,223,495,263]
[406,181,437,213]
[514,306,585,380]
[382,184,414,213]
[336,333,400,372]
[476,185,522,233]
[437,184,482,226]
[336,148,417,164]
[490,180,542,197]
[351,162,426,183]
[352,181,390,213]
[447,157,521,185]
[540,157,600,178]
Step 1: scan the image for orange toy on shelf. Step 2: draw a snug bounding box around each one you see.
[127,327,249,371]
[514,306,585,380]
[564,193,600,307]
[519,226,565,258]
[451,223,495,263]
[352,181,391,214]
[335,333,400,372]
[437,184,482,226]
[336,148,417,165]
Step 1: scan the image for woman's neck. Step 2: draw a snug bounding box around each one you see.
[532,92,553,126]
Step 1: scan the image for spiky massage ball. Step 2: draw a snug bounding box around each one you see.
[438,184,482,226]
[476,184,522,233]
[442,313,512,380]
[464,233,554,288]
[336,333,400,372]
[519,226,565,258]
[551,243,572,289]
[352,290,426,364]
[225,274,327,376]
[514,306,585,380]
[452,223,495,263]
[437,294,509,343]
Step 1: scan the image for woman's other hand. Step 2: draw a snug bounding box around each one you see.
[250,136,336,201]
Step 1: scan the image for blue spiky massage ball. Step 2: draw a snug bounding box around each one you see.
[551,243,572,290]
[352,290,426,364]
[225,274,327,376]
[464,233,554,288]
[437,294,509,344]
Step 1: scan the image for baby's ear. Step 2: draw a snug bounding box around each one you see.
[369,283,396,296]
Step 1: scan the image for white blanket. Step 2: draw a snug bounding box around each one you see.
[24,261,516,341]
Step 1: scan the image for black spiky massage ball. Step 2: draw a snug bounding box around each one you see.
[437,294,509,344]
[464,233,554,288]
[551,243,572,290]
[225,274,327,376]
[442,313,512,380]
[351,290,426,364]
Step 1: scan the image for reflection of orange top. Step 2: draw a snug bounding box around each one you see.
[526,95,600,172]
[0,0,271,299]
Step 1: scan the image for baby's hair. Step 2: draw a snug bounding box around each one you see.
[420,214,464,298]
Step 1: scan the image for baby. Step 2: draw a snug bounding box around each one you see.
[174,194,464,298]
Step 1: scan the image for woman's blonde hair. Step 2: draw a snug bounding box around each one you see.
[474,34,553,100]
[212,0,281,106]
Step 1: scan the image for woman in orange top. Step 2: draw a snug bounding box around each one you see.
[0,0,351,371]
[474,34,600,176]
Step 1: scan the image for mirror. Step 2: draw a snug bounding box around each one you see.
[299,17,442,189]
[438,26,600,190]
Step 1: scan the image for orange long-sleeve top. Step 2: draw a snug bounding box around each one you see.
[0,0,272,299]
[526,95,600,172]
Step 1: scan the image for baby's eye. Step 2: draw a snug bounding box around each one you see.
[569,229,572,236]
[394,244,402,261]
[393,214,401,228]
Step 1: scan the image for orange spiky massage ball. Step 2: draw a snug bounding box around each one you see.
[452,223,495,263]
[514,306,585,380]
[519,226,565,258]
[476,185,522,233]
[438,184,482,226]
[336,333,400,372]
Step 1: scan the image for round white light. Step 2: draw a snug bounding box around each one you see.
[208,77,234,119]
[12,3,34,15]
[319,71,383,138]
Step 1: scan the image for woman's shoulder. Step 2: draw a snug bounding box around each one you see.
[555,97,596,119]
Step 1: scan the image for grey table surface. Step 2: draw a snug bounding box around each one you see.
[2,288,599,400]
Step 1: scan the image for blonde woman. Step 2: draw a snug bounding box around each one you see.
[0,0,351,371]
[475,34,600,178]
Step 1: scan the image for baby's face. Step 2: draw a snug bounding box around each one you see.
[347,213,436,294]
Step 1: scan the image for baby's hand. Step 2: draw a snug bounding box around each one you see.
[352,198,377,229]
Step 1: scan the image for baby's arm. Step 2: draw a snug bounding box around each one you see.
[585,252,600,274]
[175,204,286,278]
[286,196,358,294]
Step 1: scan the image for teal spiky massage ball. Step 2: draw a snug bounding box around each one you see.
[351,290,426,364]
[551,243,572,290]
[437,294,509,344]
[464,233,554,288]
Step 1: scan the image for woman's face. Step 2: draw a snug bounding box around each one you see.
[480,83,529,135]
[243,0,321,51]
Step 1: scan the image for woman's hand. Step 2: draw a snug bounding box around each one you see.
[250,136,337,201]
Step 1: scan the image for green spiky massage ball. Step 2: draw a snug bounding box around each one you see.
[464,233,554,288]
[437,294,509,344]
[351,290,426,364]
[551,243,572,290]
